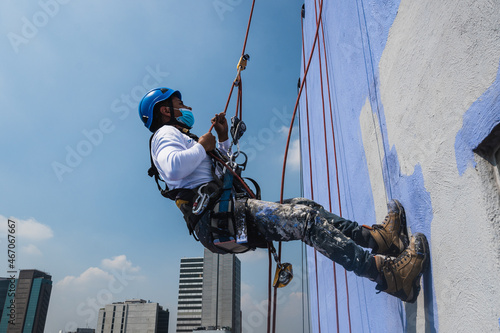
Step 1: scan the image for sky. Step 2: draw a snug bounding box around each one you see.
[0,1,307,332]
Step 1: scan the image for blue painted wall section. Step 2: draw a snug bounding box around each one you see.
[300,0,439,332]
[455,58,500,175]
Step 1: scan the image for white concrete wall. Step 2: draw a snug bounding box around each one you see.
[302,0,500,331]
[377,1,500,331]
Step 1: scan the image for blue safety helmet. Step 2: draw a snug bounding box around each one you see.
[138,87,182,132]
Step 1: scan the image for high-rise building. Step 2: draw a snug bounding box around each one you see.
[175,257,204,333]
[96,299,169,333]
[0,269,53,333]
[175,249,241,333]
[201,249,241,333]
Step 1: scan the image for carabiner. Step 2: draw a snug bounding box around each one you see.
[192,184,210,215]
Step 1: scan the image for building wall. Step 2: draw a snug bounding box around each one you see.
[201,249,241,333]
[300,0,500,332]
[175,257,204,333]
[96,300,168,333]
[0,270,52,333]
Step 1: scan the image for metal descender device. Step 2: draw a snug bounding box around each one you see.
[269,244,294,288]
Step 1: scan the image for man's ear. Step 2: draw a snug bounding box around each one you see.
[159,105,171,122]
[159,106,170,117]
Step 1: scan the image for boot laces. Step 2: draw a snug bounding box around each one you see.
[391,246,412,269]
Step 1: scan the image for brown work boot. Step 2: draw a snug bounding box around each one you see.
[375,233,430,303]
[364,199,409,256]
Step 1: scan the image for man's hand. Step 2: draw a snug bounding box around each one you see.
[212,112,229,142]
[198,132,216,152]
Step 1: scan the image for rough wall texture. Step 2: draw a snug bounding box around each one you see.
[300,0,500,332]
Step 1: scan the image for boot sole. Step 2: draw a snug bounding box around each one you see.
[406,232,430,303]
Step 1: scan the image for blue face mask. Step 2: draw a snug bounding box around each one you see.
[175,109,195,128]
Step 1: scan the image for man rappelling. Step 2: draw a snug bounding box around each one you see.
[138,87,430,303]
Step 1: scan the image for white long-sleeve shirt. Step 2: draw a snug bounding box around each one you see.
[151,125,231,190]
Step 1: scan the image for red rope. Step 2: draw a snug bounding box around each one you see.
[279,4,326,327]
[210,2,282,332]
[280,0,324,202]
[241,0,256,58]
[301,12,322,333]
[314,250,321,333]
[209,153,256,199]
[317,9,353,333]
[208,1,354,332]
[319,17,352,332]
[271,242,282,333]
[300,13,314,198]
[237,79,243,119]
[282,1,355,332]
[279,2,325,333]
[311,0,340,330]
[210,0,256,133]
[267,248,273,333]
[205,2,283,332]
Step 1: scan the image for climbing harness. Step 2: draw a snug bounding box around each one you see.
[147,125,258,253]
[208,133,247,253]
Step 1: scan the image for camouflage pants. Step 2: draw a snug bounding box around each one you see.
[238,197,376,278]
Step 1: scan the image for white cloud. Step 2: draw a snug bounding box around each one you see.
[279,125,290,136]
[0,215,53,258]
[21,244,42,256]
[241,294,270,333]
[56,266,114,290]
[0,215,54,240]
[241,282,257,296]
[277,291,303,316]
[287,138,301,171]
[276,125,301,171]
[236,248,268,263]
[241,287,306,333]
[47,255,142,332]
[101,254,140,274]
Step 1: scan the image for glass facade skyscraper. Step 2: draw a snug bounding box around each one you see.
[0,269,52,333]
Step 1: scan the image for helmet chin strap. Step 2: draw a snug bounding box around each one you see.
[167,118,191,130]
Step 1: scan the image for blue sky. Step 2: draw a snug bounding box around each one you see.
[0,1,307,332]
